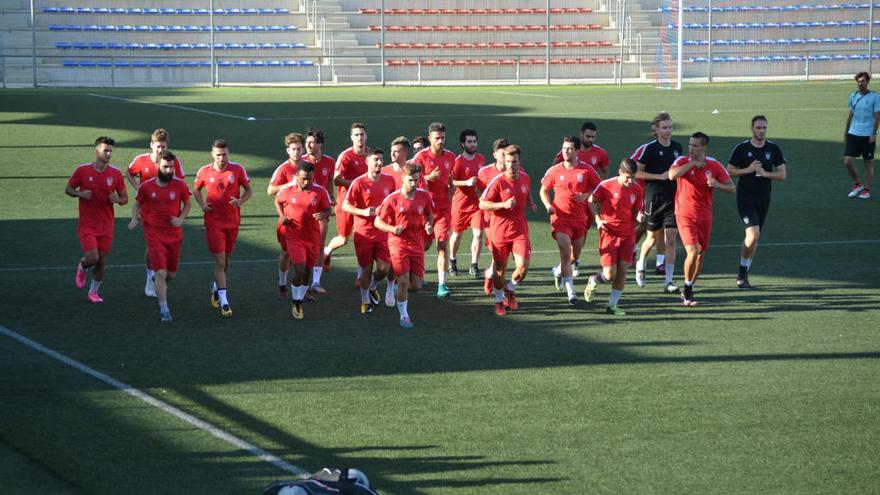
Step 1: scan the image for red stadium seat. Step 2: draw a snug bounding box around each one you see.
[590,24,603,29]
[425,9,440,15]
[410,9,425,14]
[490,42,505,49]
[527,25,544,31]
[412,43,426,49]
[360,9,379,14]
[487,9,502,14]
[460,42,475,48]
[450,26,465,31]
[475,43,490,49]
[441,9,456,14]
[442,43,457,48]
[485,59,500,65]
[549,8,564,14]
[483,25,498,31]
[428,43,442,49]
[472,9,487,14]
[403,59,418,66]
[500,59,516,65]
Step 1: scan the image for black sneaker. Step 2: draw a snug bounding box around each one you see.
[680,285,697,306]
[369,287,381,306]
[736,275,752,289]
[654,264,666,275]
[449,259,459,276]
[469,263,480,278]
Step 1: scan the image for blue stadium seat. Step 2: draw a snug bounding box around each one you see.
[227,43,243,49]
[144,8,160,15]
[71,42,88,49]
[193,43,209,49]
[218,60,233,67]
[250,61,266,67]
[42,7,59,13]
[80,60,97,67]
[98,25,116,31]
[244,25,262,31]
[194,9,209,15]
[268,60,282,66]
[107,42,124,50]
[114,61,131,67]
[110,8,126,14]
[283,60,300,66]
[177,8,194,15]
[259,43,275,49]
[169,25,185,32]
[84,25,99,31]
[94,8,109,15]
[124,43,142,50]
[234,61,249,67]
[60,7,75,14]
[160,8,177,15]
[213,8,228,15]
[244,8,259,15]
[227,8,243,15]
[135,25,151,32]
[127,8,143,14]
[63,60,79,67]
[293,43,306,48]
[148,61,165,67]
[75,7,93,14]
[185,25,202,31]
[259,8,275,14]
[131,61,148,67]
[56,42,73,49]
[143,43,159,50]
[159,43,175,50]
[274,8,289,14]
[182,61,201,67]
[244,43,259,49]
[97,61,112,67]
[217,25,233,31]
[117,25,134,31]
[299,60,314,66]
[152,26,169,32]
[165,61,182,67]
[90,42,105,49]
[176,43,193,50]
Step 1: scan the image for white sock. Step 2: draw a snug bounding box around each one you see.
[312,266,323,285]
[89,279,101,293]
[396,300,409,318]
[218,288,228,306]
[494,288,505,303]
[596,271,608,283]
[386,281,395,297]
[563,276,574,295]
[685,280,694,287]
[212,281,218,291]
[740,258,752,269]
[552,264,561,276]
[636,257,646,271]
[360,288,369,304]
[278,270,288,286]
[609,288,622,306]
[291,284,303,301]
[505,280,517,292]
[665,264,675,285]
[656,254,665,267]
[438,270,447,285]
[356,266,363,279]
[146,268,154,281]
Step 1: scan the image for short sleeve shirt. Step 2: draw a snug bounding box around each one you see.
[848,90,880,136]
[345,173,397,241]
[68,163,126,235]
[269,161,297,190]
[591,178,644,238]
[277,184,332,244]
[728,140,786,199]
[452,153,485,214]
[481,172,531,241]
[555,145,610,174]
[541,163,601,223]
[136,177,191,241]
[194,163,250,229]
[377,189,434,254]
[335,148,368,202]
[413,148,456,213]
[631,140,683,200]
[128,153,185,182]
[670,156,731,219]
[304,153,337,192]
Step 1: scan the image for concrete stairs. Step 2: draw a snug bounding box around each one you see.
[311,0,376,83]
[0,1,35,86]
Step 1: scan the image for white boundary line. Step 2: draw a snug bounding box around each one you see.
[488,90,563,99]
[0,324,308,477]
[88,93,252,121]
[0,239,877,273]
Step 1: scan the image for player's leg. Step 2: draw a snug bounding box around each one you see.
[324,207,352,273]
[311,219,330,292]
[435,212,452,298]
[143,247,155,297]
[662,226,679,292]
[449,229,462,276]
[553,232,576,301]
[636,228,658,287]
[844,153,864,196]
[861,157,873,199]
[86,247,108,303]
[606,258,630,315]
[570,229,586,277]
[371,247,390,307]
[276,222,291,299]
[489,242,510,315]
[469,214,483,277]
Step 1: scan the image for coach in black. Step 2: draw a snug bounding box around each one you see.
[726,115,787,288]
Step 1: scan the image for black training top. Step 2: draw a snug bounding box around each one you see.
[632,139,683,200]
[728,139,786,199]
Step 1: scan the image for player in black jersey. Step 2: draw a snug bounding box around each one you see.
[726,115,787,288]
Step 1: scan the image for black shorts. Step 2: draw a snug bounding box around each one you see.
[737,196,770,229]
[644,195,677,231]
[845,133,876,160]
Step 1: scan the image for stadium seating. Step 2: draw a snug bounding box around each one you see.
[385,57,618,66]
[43,7,290,15]
[359,8,594,15]
[665,3,880,13]
[55,42,307,50]
[61,59,314,68]
[369,24,603,32]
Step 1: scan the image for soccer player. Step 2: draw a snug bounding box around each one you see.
[375,163,434,329]
[541,136,601,303]
[129,150,192,322]
[268,132,307,299]
[476,137,511,295]
[412,122,457,299]
[449,129,486,278]
[632,112,683,293]
[65,136,128,303]
[275,161,332,320]
[554,121,610,179]
[727,116,787,289]
[125,128,185,297]
[479,145,536,316]
[342,149,397,314]
[304,128,337,292]
[411,136,429,156]
[383,136,427,190]
[584,159,644,315]
[193,139,253,317]
[843,71,880,199]
[324,123,369,280]
[668,132,735,306]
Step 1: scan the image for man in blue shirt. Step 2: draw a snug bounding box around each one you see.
[844,71,880,200]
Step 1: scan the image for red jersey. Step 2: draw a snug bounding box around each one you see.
[555,145,609,174]
[452,152,485,215]
[269,160,297,190]
[277,184,332,243]
[304,153,336,192]
[68,163,126,235]
[377,189,434,253]
[381,164,427,190]
[344,173,397,241]
[128,153,185,183]
[540,162,601,223]
[591,177,644,237]
[412,148,456,212]
[335,147,368,202]
[481,172,532,240]
[670,156,731,219]
[136,177,191,241]
[194,163,250,229]
[476,162,505,192]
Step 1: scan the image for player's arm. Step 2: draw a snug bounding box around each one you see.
[668,161,694,180]
[452,176,475,187]
[231,182,253,208]
[192,183,210,212]
[274,195,288,223]
[128,201,141,230]
[709,175,736,194]
[341,196,371,217]
[872,110,880,143]
[65,184,91,200]
[844,110,853,143]
[267,181,287,196]
[539,184,554,214]
[123,168,140,191]
[726,160,759,177]
[110,183,129,206]
[587,195,605,230]
[424,209,434,237]
[763,163,787,181]
[479,197,514,211]
[315,206,332,222]
[635,160,666,181]
[171,195,192,227]
[374,215,400,235]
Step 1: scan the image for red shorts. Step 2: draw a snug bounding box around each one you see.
[490,236,531,264]
[433,210,452,242]
[285,237,319,267]
[335,203,354,237]
[676,215,712,251]
[205,226,238,254]
[354,233,391,268]
[598,229,635,267]
[390,247,425,278]
[78,230,112,253]
[276,219,286,247]
[551,218,588,242]
[147,238,182,272]
[452,206,482,234]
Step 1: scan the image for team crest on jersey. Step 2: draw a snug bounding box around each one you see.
[521,185,527,193]
[106,177,114,187]
[659,151,663,156]
[765,152,771,161]
[228,174,235,184]
[674,151,680,158]
[577,174,584,183]
[169,191,176,200]
[88,176,94,182]
[417,206,424,214]
[399,206,405,213]
[209,177,216,183]
[613,192,620,198]
[591,156,597,165]
[630,193,636,203]
[310,197,317,206]
[151,192,156,198]
[383,188,390,195]
[322,169,329,176]
[559,175,565,181]
[742,216,750,224]
[444,161,450,170]
[505,188,512,194]
[465,167,470,174]
[747,152,752,158]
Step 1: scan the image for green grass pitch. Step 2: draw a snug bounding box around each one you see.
[0,82,878,494]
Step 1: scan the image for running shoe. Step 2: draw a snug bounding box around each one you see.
[848,183,865,198]
[384,286,396,307]
[220,304,232,317]
[584,275,597,303]
[310,284,327,295]
[469,264,480,278]
[494,302,507,316]
[399,316,414,329]
[503,289,518,310]
[160,308,173,322]
[322,251,331,271]
[291,301,303,320]
[145,275,156,297]
[568,293,578,304]
[858,189,871,199]
[552,267,562,291]
[87,292,103,303]
[654,264,666,275]
[360,303,372,315]
[635,269,646,288]
[663,282,679,294]
[210,290,220,308]
[571,260,580,277]
[449,259,459,276]
[484,277,493,296]
[75,263,86,288]
[437,283,451,299]
[606,305,626,316]
[369,287,381,306]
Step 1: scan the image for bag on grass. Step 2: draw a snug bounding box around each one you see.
[263,468,378,495]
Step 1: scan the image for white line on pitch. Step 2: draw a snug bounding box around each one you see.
[0,239,877,273]
[89,94,252,121]
[488,90,563,99]
[0,325,308,477]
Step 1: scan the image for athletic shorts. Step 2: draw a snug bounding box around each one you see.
[335,203,354,237]
[205,226,238,254]
[452,206,482,234]
[147,238,182,272]
[390,248,425,279]
[433,210,452,242]
[78,230,112,254]
[353,233,391,268]
[737,196,770,229]
[276,219,286,247]
[598,229,636,267]
[490,236,531,264]
[676,215,712,252]
[285,237,319,268]
[845,133,876,160]
[644,195,677,231]
[551,218,588,242]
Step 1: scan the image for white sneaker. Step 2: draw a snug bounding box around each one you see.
[848,184,864,198]
[145,276,156,297]
[857,189,871,200]
[385,286,396,307]
[635,269,646,288]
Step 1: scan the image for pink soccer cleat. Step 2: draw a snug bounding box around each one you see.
[87,292,103,303]
[75,263,86,288]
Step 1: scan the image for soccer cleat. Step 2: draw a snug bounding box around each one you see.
[291,301,304,320]
[552,267,562,291]
[75,263,86,289]
[494,302,507,316]
[736,275,752,289]
[384,287,396,307]
[360,303,373,314]
[210,290,220,308]
[654,264,666,275]
[858,189,871,199]
[369,287,381,306]
[484,277,493,296]
[399,316,414,329]
[145,276,156,297]
[310,284,327,295]
[278,284,288,300]
[606,305,627,316]
[160,308,173,322]
[220,304,232,317]
[568,293,578,304]
[848,183,864,198]
[680,286,697,307]
[503,289,518,310]
[436,283,451,299]
[469,264,480,278]
[571,260,580,277]
[449,259,459,276]
[322,251,332,271]
[87,292,103,303]
[635,269,646,288]
[584,275,597,303]
[663,282,679,294]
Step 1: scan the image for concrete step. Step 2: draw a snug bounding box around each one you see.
[334,74,376,83]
